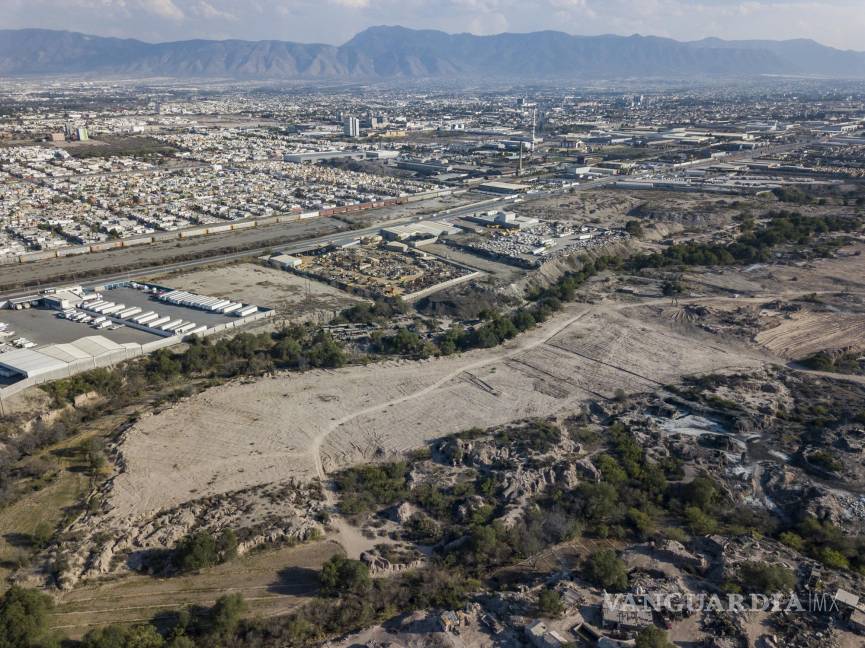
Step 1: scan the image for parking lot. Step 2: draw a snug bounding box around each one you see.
[99,286,240,330]
[0,305,160,349]
[0,285,250,353]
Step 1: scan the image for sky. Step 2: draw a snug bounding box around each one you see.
[2,0,865,51]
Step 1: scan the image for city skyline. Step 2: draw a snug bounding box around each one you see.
[3,0,865,52]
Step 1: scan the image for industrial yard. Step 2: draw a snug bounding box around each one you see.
[152,262,367,323]
[288,241,479,300]
[0,282,268,394]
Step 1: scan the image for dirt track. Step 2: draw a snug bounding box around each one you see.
[104,299,770,529]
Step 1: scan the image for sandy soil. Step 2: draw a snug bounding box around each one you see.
[756,310,865,358]
[152,262,365,323]
[105,300,770,527]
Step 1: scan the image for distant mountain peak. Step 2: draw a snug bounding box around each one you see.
[0,26,862,79]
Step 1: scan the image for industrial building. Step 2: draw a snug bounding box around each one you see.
[477,181,530,195]
[0,335,132,380]
[269,253,303,269]
[464,210,539,230]
[380,221,461,242]
[284,150,367,164]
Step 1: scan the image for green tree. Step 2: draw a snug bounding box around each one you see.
[319,555,371,596]
[584,549,628,591]
[737,561,795,594]
[217,529,238,562]
[0,586,57,648]
[537,589,564,618]
[85,438,107,476]
[684,506,718,535]
[208,593,246,638]
[80,624,164,648]
[174,531,218,572]
[30,522,54,551]
[636,625,675,648]
[682,477,718,511]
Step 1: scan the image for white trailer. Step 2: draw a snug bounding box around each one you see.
[148,316,171,328]
[174,322,198,335]
[160,319,184,331]
[101,304,126,315]
[220,303,242,314]
[118,307,142,319]
[132,311,157,323]
[236,305,258,317]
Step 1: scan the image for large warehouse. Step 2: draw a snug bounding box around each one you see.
[0,335,135,380]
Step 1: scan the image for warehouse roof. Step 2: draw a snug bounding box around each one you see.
[478,181,530,192]
[69,335,124,357]
[0,349,68,378]
[39,343,93,363]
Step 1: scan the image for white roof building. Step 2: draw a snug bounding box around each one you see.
[0,348,68,378]
[0,336,132,379]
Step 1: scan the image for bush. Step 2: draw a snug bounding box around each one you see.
[537,589,564,618]
[335,462,409,515]
[0,585,56,648]
[737,561,795,594]
[319,555,371,596]
[174,529,238,573]
[584,549,628,591]
[80,624,165,648]
[636,625,675,648]
[209,593,246,638]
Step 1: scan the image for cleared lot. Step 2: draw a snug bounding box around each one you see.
[102,301,769,525]
[151,262,364,323]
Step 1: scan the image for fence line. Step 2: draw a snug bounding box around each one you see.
[0,310,274,405]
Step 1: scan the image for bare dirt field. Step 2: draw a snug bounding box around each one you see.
[150,262,365,323]
[756,310,865,358]
[102,300,770,528]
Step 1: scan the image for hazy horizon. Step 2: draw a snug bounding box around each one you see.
[2,0,865,51]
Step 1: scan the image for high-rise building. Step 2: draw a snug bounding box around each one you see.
[343,116,360,138]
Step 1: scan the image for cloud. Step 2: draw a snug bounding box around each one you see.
[142,0,185,20]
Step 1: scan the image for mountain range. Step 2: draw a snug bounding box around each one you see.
[1,25,864,80]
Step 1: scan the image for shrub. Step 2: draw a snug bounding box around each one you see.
[319,556,371,596]
[537,589,564,618]
[584,549,628,591]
